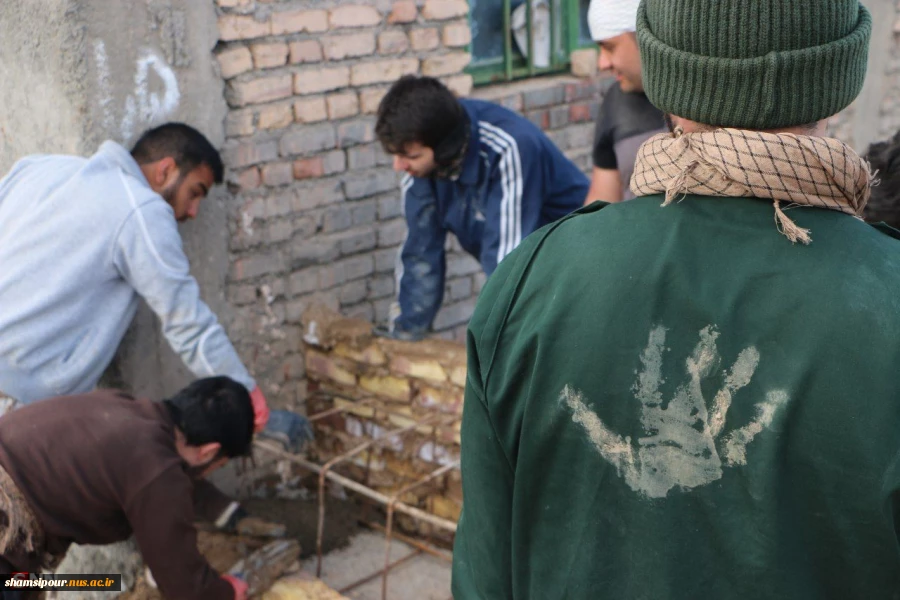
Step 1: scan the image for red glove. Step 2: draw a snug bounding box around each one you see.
[222,574,248,600]
[250,386,270,432]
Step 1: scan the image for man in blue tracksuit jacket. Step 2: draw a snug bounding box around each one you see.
[375,76,589,340]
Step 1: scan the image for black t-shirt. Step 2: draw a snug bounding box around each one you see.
[593,83,667,199]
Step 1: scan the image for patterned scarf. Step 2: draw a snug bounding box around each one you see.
[631,128,873,244]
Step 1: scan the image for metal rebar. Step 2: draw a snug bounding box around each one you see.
[253,440,459,533]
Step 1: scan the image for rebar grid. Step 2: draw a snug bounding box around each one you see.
[253,389,461,599]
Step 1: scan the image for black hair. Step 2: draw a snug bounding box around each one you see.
[131,122,224,184]
[375,75,469,167]
[163,376,254,458]
[865,129,900,227]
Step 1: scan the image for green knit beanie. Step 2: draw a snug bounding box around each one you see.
[636,0,872,129]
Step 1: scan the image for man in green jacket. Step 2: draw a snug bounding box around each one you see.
[453,1,900,598]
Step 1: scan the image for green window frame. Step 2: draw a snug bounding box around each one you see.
[467,0,595,86]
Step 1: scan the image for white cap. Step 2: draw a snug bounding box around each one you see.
[588,0,641,42]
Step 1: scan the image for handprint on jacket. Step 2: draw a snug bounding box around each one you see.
[562,325,788,499]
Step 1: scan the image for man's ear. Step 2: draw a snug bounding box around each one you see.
[152,157,180,188]
[197,442,222,463]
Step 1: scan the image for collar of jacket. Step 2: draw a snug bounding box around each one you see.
[455,103,483,186]
[98,140,151,186]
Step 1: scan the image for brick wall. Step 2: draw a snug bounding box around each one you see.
[302,305,465,527]
[212,0,601,409]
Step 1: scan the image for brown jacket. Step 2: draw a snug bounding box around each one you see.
[0,390,234,600]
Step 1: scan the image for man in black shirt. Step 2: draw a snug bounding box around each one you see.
[585,0,667,204]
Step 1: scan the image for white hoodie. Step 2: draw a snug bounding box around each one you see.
[0,141,254,402]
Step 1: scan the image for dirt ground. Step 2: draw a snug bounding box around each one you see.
[120,494,361,600]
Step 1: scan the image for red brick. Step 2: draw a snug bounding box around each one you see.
[421,0,468,20]
[410,28,439,51]
[271,9,328,35]
[217,47,253,79]
[226,109,255,137]
[378,30,410,54]
[250,42,289,69]
[569,103,592,124]
[350,58,418,86]
[228,74,293,107]
[421,52,470,77]
[330,5,382,28]
[289,40,323,64]
[294,67,350,95]
[388,1,417,23]
[442,22,472,47]
[322,32,376,60]
[262,161,294,187]
[293,157,325,180]
[218,14,270,41]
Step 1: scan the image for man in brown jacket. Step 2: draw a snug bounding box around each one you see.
[0,377,255,600]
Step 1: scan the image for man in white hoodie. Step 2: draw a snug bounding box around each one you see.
[583,0,667,204]
[0,122,269,429]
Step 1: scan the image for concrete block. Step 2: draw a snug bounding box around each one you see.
[377,218,407,247]
[343,170,397,200]
[339,280,369,305]
[322,149,348,174]
[347,144,378,170]
[443,74,474,97]
[262,161,294,187]
[230,252,286,281]
[337,119,376,147]
[549,105,570,129]
[280,124,337,155]
[368,275,395,300]
[351,200,378,226]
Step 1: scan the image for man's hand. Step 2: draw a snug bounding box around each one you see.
[220,504,287,538]
[222,574,248,600]
[372,323,427,342]
[257,410,314,454]
[227,540,301,597]
[250,386,270,432]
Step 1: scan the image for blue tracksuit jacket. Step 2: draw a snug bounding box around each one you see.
[395,99,589,334]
